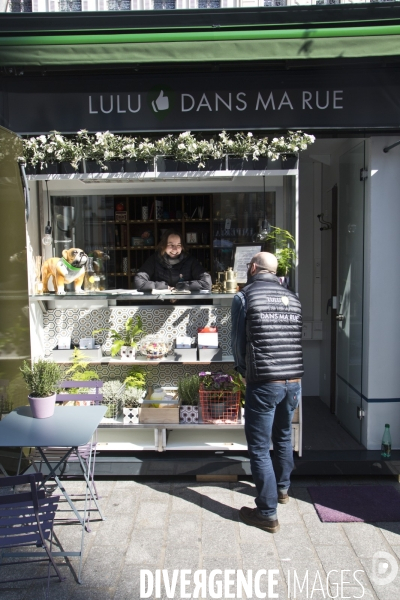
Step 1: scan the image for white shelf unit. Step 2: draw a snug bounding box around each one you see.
[96,397,302,456]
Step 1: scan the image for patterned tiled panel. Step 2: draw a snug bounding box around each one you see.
[44,306,233,387]
[58,362,234,389]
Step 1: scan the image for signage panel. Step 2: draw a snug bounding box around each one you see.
[2,67,400,133]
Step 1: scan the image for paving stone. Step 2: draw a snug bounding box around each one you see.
[134,501,169,529]
[80,546,125,587]
[240,545,280,571]
[390,544,400,560]
[375,523,400,546]
[275,540,317,563]
[125,530,164,566]
[201,521,238,555]
[104,489,143,515]
[91,516,134,549]
[201,496,237,521]
[342,522,391,557]
[163,547,201,570]
[303,513,349,545]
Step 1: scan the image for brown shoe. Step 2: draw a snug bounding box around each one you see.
[278,491,289,504]
[239,507,280,533]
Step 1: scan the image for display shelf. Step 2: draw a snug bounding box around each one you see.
[51,355,235,364]
[163,428,247,451]
[96,427,160,451]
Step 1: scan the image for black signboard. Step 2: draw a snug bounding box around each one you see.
[1,66,400,134]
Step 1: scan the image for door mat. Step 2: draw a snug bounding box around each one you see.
[307,485,400,522]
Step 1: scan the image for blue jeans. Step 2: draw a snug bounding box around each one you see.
[244,380,301,519]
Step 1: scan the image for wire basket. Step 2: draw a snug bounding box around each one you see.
[199,389,241,424]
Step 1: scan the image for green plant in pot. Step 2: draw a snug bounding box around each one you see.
[124,366,146,390]
[93,315,143,360]
[122,386,145,424]
[64,348,99,393]
[264,226,296,278]
[102,380,125,419]
[178,374,200,423]
[20,358,62,419]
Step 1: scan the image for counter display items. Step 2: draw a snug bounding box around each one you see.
[42,248,88,295]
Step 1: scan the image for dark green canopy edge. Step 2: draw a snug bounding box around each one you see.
[2,35,400,67]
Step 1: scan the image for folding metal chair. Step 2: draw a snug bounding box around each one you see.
[23,381,104,528]
[0,472,64,591]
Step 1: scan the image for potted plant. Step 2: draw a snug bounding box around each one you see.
[198,371,241,423]
[20,358,62,419]
[93,315,143,360]
[124,366,146,390]
[177,374,200,423]
[231,371,246,422]
[122,386,145,424]
[101,380,125,420]
[265,226,296,285]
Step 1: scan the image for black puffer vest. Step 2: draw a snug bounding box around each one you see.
[242,273,304,383]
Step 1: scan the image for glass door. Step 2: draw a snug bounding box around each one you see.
[336,142,365,443]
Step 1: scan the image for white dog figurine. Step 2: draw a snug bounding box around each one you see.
[42,248,88,295]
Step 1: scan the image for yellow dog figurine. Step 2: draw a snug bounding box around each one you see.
[42,248,88,295]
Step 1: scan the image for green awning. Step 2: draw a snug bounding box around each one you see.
[3,15,400,66]
[2,34,400,66]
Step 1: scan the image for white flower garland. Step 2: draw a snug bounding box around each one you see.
[21,129,315,170]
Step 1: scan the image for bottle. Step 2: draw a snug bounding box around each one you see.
[381,424,392,459]
[84,257,96,292]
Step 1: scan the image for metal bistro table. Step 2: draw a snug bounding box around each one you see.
[0,404,106,582]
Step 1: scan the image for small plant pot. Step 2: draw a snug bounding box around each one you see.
[37,163,59,174]
[124,159,152,172]
[179,405,199,424]
[123,407,139,424]
[59,161,82,174]
[24,164,37,175]
[120,346,136,361]
[210,402,226,419]
[28,394,56,419]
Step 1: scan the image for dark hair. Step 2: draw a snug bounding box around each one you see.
[157,229,186,255]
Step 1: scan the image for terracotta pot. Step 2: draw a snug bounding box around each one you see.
[28,394,56,419]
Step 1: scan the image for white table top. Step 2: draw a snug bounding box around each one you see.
[0,405,106,448]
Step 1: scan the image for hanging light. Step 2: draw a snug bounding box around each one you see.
[42,181,52,246]
[252,175,270,242]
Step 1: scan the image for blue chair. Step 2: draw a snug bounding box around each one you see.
[0,473,64,590]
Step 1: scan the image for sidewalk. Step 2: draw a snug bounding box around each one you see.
[1,475,400,600]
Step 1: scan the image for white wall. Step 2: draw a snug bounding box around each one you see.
[362,136,400,449]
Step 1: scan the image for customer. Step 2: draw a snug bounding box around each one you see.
[231,251,303,533]
[134,229,212,292]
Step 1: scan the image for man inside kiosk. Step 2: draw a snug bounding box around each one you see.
[134,229,212,293]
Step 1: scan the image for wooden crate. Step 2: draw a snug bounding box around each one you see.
[139,387,180,424]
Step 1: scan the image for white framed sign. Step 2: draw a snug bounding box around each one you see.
[233,244,262,283]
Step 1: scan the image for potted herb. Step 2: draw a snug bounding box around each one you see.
[102,380,125,420]
[20,358,62,419]
[123,386,145,424]
[93,315,143,360]
[177,374,200,423]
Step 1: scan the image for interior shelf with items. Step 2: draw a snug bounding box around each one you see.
[43,175,296,293]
